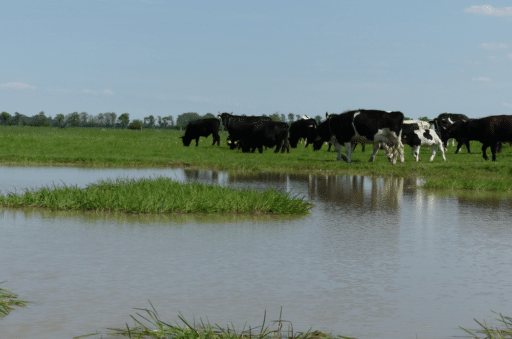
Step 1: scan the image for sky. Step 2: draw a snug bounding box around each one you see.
[1,0,512,121]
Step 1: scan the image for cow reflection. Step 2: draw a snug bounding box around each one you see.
[308,175,404,211]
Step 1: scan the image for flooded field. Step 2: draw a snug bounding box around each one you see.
[1,166,512,339]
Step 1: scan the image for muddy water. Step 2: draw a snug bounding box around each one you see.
[1,166,512,339]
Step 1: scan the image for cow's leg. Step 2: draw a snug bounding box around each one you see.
[258,146,263,153]
[455,141,463,154]
[369,144,380,162]
[465,141,471,153]
[429,145,438,161]
[327,143,332,152]
[362,143,366,152]
[412,146,420,161]
[490,143,498,161]
[481,144,489,160]
[212,133,220,146]
[437,143,446,161]
[342,142,351,162]
[195,138,200,146]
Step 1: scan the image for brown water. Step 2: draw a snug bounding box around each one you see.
[1,166,512,339]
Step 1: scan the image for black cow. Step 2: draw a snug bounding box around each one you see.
[289,116,317,148]
[430,113,469,148]
[237,121,290,154]
[444,119,472,154]
[180,118,220,147]
[457,115,512,161]
[312,109,404,164]
[218,112,273,148]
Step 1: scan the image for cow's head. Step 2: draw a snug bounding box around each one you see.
[179,136,192,147]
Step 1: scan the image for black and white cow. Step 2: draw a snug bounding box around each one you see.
[180,118,220,147]
[312,109,405,164]
[457,115,512,161]
[218,112,273,148]
[401,124,446,161]
[289,115,317,148]
[430,113,469,148]
[237,121,290,154]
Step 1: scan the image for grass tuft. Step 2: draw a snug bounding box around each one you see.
[460,312,512,338]
[0,177,313,215]
[74,302,356,339]
[0,282,28,317]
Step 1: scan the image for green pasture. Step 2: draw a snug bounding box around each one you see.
[1,126,512,192]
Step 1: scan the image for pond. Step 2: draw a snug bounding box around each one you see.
[1,166,512,339]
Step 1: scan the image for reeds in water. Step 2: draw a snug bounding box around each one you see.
[460,312,512,339]
[0,282,28,317]
[75,302,355,339]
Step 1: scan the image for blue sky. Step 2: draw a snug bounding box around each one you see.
[1,1,511,121]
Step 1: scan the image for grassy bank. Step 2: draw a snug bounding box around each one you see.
[0,177,313,215]
[1,126,512,192]
[0,282,28,317]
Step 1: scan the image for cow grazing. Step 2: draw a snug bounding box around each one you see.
[312,109,405,164]
[402,124,446,161]
[289,115,317,148]
[430,113,469,148]
[218,112,272,148]
[237,121,290,154]
[180,118,221,147]
[457,115,512,161]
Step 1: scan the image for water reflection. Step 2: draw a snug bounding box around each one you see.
[2,166,512,339]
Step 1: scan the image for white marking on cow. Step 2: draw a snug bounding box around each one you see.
[302,115,312,120]
[403,120,431,130]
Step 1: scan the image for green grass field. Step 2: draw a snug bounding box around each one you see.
[1,126,511,192]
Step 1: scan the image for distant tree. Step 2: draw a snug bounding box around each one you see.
[129,119,144,130]
[296,114,300,121]
[204,113,216,119]
[12,112,23,125]
[55,114,65,128]
[419,116,430,122]
[166,116,175,128]
[66,112,80,127]
[106,112,117,127]
[288,113,295,124]
[144,115,156,128]
[118,113,130,128]
[314,115,322,125]
[270,112,280,121]
[0,112,11,125]
[280,114,286,123]
[176,112,200,128]
[31,111,50,127]
[404,117,411,120]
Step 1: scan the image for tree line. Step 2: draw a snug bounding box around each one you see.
[0,110,429,129]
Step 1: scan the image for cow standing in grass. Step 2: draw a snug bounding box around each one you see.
[237,121,290,154]
[180,119,221,147]
[457,115,512,161]
[312,109,405,164]
[401,124,446,161]
[430,113,469,148]
[218,112,272,148]
[289,115,317,148]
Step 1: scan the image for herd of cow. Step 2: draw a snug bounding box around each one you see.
[179,110,512,164]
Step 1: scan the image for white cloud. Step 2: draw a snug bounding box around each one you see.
[1,82,35,90]
[479,42,508,50]
[472,77,492,82]
[82,89,97,94]
[464,5,512,17]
